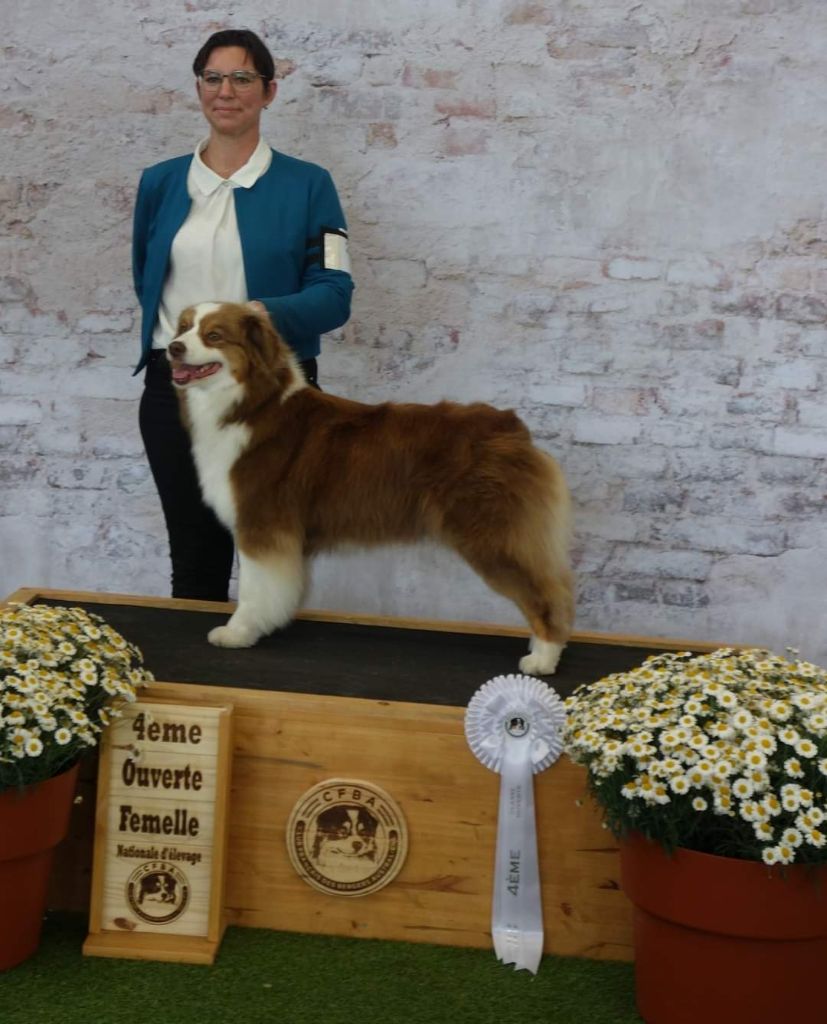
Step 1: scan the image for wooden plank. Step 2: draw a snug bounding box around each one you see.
[82,931,222,965]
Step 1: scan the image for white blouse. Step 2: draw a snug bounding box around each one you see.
[152,137,272,350]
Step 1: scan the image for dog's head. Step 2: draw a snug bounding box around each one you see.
[138,871,178,904]
[311,805,379,865]
[167,301,304,401]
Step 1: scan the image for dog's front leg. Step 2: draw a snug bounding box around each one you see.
[208,547,304,648]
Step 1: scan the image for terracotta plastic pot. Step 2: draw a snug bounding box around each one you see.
[620,831,827,1024]
[0,763,80,971]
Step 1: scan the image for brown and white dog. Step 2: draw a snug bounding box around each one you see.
[167,301,574,675]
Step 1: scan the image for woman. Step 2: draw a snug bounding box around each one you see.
[133,29,354,602]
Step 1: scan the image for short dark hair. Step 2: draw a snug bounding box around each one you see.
[192,29,275,84]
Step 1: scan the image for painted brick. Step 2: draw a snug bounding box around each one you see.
[666,257,729,289]
[0,400,42,426]
[606,547,715,581]
[775,293,827,324]
[402,65,459,90]
[525,380,588,406]
[366,122,397,148]
[434,98,496,120]
[572,415,642,446]
[605,258,661,281]
[771,428,827,459]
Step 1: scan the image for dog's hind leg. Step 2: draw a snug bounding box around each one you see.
[208,541,304,648]
[470,558,574,676]
[516,569,575,676]
[453,499,574,675]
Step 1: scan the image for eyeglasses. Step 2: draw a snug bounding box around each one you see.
[199,70,267,91]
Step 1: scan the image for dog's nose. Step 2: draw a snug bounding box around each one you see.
[168,340,186,360]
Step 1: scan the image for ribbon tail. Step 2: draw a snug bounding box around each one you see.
[515,742,543,974]
[492,735,544,974]
[491,782,508,964]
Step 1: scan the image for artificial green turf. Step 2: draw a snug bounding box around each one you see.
[0,913,642,1024]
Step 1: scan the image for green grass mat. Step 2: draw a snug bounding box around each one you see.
[0,913,642,1024]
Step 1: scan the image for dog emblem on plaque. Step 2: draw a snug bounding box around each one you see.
[286,779,408,897]
[126,861,191,925]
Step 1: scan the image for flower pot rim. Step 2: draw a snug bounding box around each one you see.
[620,829,827,941]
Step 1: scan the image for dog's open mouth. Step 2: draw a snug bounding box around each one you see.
[170,362,222,386]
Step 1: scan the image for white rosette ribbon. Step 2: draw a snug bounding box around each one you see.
[465,674,566,974]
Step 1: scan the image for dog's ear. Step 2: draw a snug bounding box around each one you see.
[243,310,273,359]
[243,309,291,376]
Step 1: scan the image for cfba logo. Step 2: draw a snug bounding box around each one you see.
[287,778,408,897]
[126,861,190,924]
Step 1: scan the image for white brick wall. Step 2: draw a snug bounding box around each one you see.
[2,1,826,664]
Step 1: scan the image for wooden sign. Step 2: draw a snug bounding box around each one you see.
[83,699,233,964]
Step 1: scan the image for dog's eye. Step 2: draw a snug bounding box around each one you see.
[206,331,221,342]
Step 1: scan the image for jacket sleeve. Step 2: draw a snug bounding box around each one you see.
[259,170,354,343]
[132,170,150,303]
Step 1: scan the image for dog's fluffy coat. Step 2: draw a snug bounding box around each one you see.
[168,301,574,674]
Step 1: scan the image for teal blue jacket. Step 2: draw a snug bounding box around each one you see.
[132,148,354,374]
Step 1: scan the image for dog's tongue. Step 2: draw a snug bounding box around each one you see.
[171,362,221,385]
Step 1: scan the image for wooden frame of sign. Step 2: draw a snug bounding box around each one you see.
[83,699,233,964]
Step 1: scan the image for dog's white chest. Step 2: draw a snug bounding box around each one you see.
[187,400,250,530]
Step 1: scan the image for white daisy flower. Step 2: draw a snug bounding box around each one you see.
[776,844,795,865]
[692,796,708,812]
[732,778,754,800]
[761,795,782,817]
[778,727,800,746]
[806,829,826,848]
[783,758,804,779]
[731,709,753,730]
[54,728,72,745]
[794,738,817,759]
[24,737,44,757]
[780,827,803,848]
[742,750,768,770]
[747,770,770,792]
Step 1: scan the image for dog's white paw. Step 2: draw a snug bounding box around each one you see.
[208,624,258,648]
[519,640,564,676]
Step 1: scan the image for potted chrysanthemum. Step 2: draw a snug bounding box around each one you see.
[0,602,153,970]
[563,647,827,1024]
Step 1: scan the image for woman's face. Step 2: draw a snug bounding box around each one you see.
[196,46,276,139]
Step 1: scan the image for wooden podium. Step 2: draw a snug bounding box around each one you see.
[6,587,722,962]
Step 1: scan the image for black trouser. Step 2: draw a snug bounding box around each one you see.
[139,350,318,602]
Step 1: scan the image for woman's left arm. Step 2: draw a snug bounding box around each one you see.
[260,169,354,344]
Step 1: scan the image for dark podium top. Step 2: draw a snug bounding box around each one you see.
[43,599,683,707]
